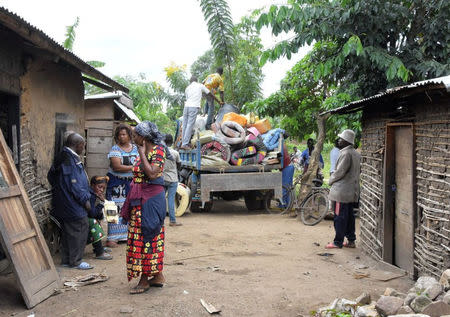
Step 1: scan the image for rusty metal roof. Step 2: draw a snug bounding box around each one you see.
[0,6,128,93]
[321,75,450,115]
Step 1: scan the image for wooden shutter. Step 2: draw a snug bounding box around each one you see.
[0,130,60,308]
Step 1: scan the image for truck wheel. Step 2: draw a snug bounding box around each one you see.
[190,201,213,213]
[244,191,264,211]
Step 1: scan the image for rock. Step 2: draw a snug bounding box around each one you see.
[441,269,450,290]
[384,287,406,298]
[422,300,450,317]
[415,276,439,293]
[356,303,378,317]
[443,291,450,305]
[119,306,134,314]
[410,295,433,313]
[397,305,414,314]
[404,292,418,306]
[375,295,404,316]
[388,315,431,317]
[423,282,443,300]
[356,292,371,305]
[335,298,357,313]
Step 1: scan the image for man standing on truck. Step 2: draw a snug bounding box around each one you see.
[181,76,223,150]
[203,67,225,130]
[325,129,361,249]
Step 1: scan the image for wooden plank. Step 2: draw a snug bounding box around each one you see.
[88,128,113,137]
[86,153,109,168]
[85,120,113,130]
[85,102,114,121]
[87,136,113,154]
[10,229,37,245]
[382,125,395,264]
[0,185,21,199]
[0,129,60,308]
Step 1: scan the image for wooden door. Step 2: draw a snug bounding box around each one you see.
[0,130,60,308]
[383,123,415,277]
[393,126,414,274]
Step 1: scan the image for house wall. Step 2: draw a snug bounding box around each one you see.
[359,92,450,278]
[19,57,84,223]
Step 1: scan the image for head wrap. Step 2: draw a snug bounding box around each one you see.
[135,121,164,145]
[134,121,174,161]
[90,175,109,186]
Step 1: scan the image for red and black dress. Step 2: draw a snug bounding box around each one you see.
[121,145,166,281]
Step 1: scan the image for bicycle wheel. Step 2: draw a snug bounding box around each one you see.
[264,185,294,214]
[298,189,329,225]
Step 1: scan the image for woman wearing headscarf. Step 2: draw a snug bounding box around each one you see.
[106,124,138,246]
[120,121,167,294]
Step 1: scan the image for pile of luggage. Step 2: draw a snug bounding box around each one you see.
[179,104,285,167]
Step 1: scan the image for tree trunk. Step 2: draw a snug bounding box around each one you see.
[294,113,330,216]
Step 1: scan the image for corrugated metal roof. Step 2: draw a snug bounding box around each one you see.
[321,75,450,115]
[114,100,141,123]
[0,6,128,93]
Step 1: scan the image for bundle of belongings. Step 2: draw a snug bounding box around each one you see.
[177,105,285,167]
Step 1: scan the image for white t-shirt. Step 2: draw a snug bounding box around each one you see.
[184,82,210,108]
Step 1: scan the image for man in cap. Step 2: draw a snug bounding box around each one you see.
[325,129,361,249]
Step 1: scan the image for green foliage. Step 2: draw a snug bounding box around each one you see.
[244,42,360,142]
[256,0,450,97]
[164,62,190,121]
[199,0,236,101]
[190,15,264,107]
[63,17,79,51]
[114,75,175,135]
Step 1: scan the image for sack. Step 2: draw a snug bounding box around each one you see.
[222,112,247,127]
[249,118,271,134]
[216,104,239,123]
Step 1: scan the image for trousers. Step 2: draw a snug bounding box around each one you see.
[333,202,356,247]
[204,94,215,130]
[61,217,89,267]
[165,181,178,223]
[182,107,199,146]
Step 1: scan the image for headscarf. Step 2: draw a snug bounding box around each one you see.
[90,175,109,186]
[135,121,174,161]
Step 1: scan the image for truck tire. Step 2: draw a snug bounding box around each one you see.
[175,183,191,217]
[244,191,264,211]
[190,201,213,213]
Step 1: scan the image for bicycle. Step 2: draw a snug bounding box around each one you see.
[264,169,330,226]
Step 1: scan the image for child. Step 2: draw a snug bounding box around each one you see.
[88,176,113,260]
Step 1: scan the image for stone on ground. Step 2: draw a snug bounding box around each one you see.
[410,295,433,313]
[404,293,417,306]
[443,291,450,305]
[423,282,443,300]
[421,300,450,317]
[396,305,414,314]
[355,292,371,305]
[440,269,450,291]
[375,295,403,316]
[355,303,377,317]
[415,276,439,293]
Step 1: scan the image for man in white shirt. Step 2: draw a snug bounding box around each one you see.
[181,76,223,150]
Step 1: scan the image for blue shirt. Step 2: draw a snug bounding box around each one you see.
[107,144,139,178]
[330,147,340,174]
[300,148,324,169]
[48,147,91,221]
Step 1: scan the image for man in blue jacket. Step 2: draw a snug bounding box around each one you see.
[48,133,93,270]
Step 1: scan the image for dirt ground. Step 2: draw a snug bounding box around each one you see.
[1,200,413,317]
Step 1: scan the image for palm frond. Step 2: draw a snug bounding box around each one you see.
[63,17,80,51]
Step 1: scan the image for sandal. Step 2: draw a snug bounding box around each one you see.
[95,253,113,260]
[325,242,341,249]
[130,285,150,294]
[75,262,94,270]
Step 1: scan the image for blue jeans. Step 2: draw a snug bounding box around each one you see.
[166,181,178,223]
[204,95,215,129]
[281,165,294,207]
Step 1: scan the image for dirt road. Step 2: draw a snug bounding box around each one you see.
[1,200,412,316]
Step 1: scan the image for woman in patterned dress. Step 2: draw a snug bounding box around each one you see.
[106,124,138,246]
[120,121,167,294]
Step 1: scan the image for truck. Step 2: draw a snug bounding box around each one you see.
[178,134,285,212]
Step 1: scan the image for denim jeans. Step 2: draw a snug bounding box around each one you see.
[204,94,215,129]
[166,181,178,223]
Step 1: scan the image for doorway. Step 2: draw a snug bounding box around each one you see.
[383,123,415,277]
[0,93,20,169]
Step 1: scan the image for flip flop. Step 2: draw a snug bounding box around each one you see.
[325,242,341,249]
[130,285,150,294]
[149,281,164,287]
[75,262,94,270]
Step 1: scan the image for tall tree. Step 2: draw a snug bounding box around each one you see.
[199,0,236,102]
[63,17,79,51]
[256,0,449,98]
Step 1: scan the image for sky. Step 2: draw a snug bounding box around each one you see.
[1,0,309,97]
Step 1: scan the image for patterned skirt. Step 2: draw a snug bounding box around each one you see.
[107,175,131,241]
[126,204,164,281]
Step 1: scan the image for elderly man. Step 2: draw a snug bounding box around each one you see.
[48,133,93,269]
[325,129,361,249]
